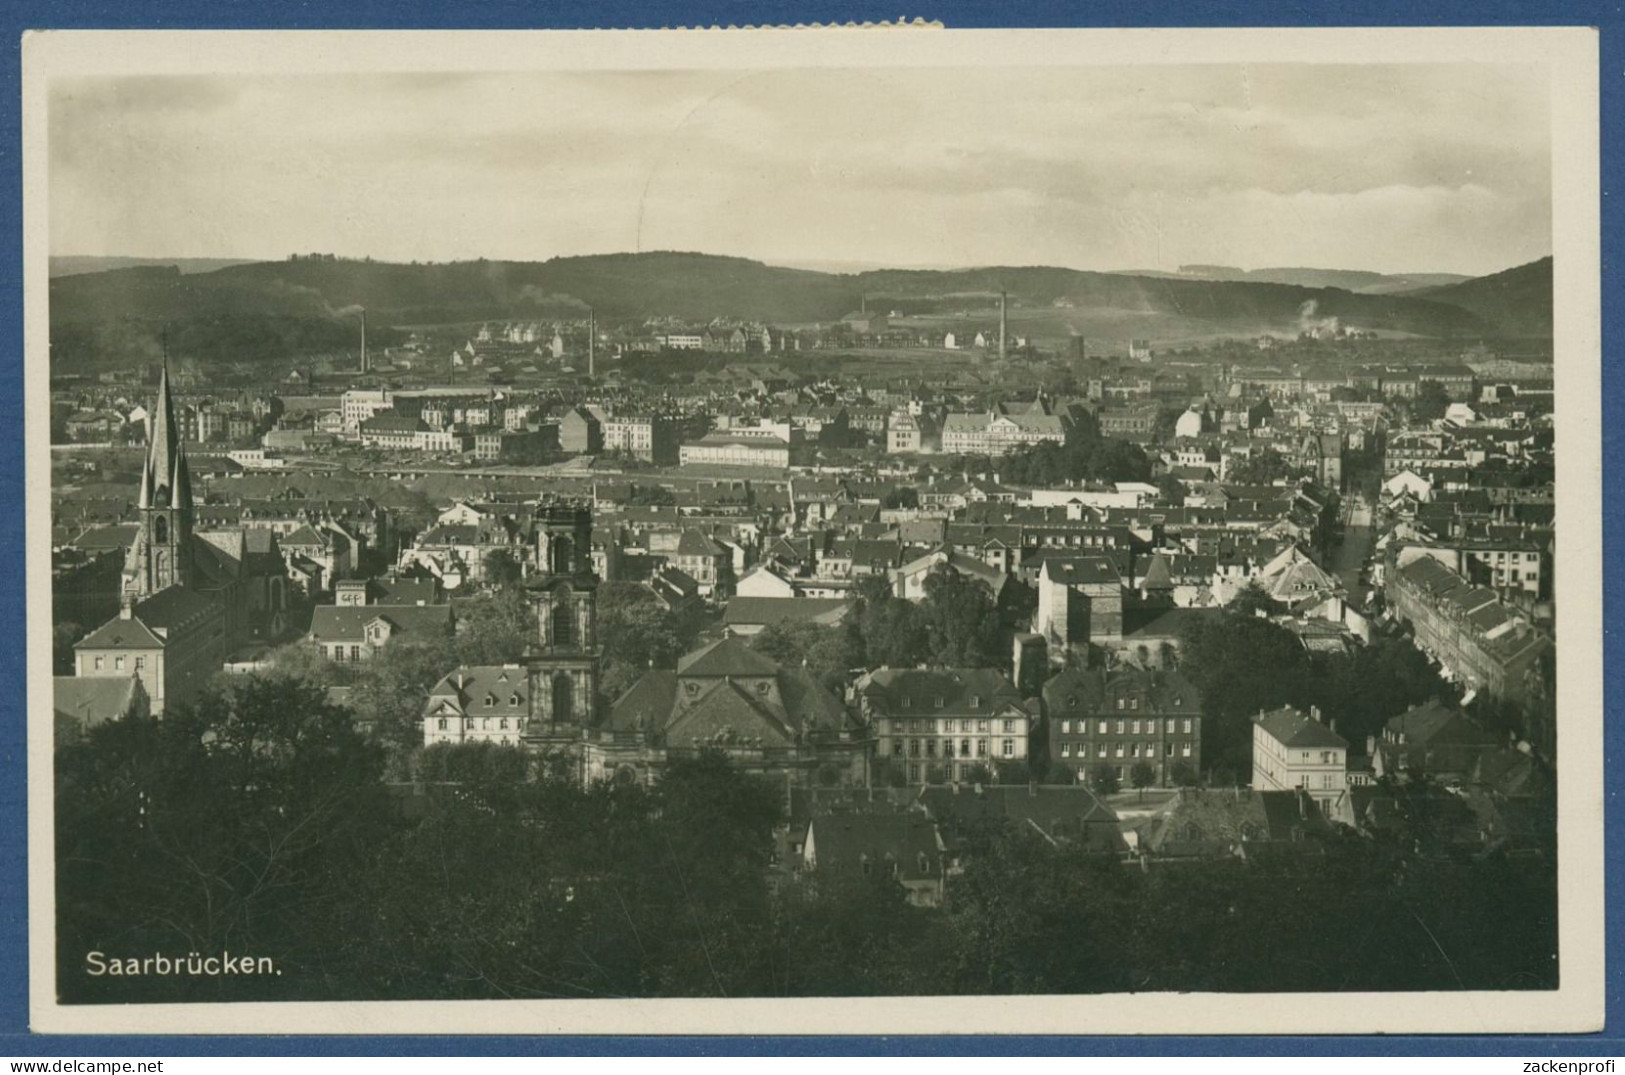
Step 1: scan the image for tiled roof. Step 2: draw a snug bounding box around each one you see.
[1255,706,1347,749]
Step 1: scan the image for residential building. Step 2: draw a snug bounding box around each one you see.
[1043,667,1202,785]
[857,667,1030,785]
[1251,705,1348,805]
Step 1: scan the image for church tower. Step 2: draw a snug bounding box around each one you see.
[524,503,600,743]
[125,363,195,599]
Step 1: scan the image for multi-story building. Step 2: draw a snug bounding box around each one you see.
[603,413,678,465]
[1043,667,1202,785]
[341,389,395,432]
[1251,705,1348,804]
[940,409,1067,456]
[1384,553,1552,702]
[679,433,792,469]
[1034,555,1124,649]
[857,667,1031,785]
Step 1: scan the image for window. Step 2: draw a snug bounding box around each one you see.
[484,694,495,708]
[1129,743,1139,758]
[1002,739,1014,757]
[893,741,904,756]
[1116,720,1125,734]
[926,740,936,757]
[977,740,988,757]
[114,656,124,671]
[908,764,920,782]
[901,697,911,709]
[1098,720,1108,734]
[94,656,104,671]
[510,694,520,707]
[977,720,988,733]
[134,657,145,671]
[1097,744,1108,758]
[1061,720,1071,735]
[1061,743,1071,758]
[1130,697,1139,710]
[1131,719,1140,735]
[499,718,508,730]
[350,645,361,662]
[1166,719,1176,734]
[960,738,971,755]
[1116,698,1125,710]
[1002,719,1015,733]
[969,695,980,708]
[1115,744,1125,758]
[1184,719,1193,734]
[437,718,448,731]
[934,697,944,709]
[909,740,920,757]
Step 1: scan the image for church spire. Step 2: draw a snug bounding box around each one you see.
[139,357,189,510]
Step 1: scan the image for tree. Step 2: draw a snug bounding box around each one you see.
[1130,761,1157,795]
[882,486,920,510]
[1228,579,1280,618]
[452,589,532,665]
[1412,380,1451,422]
[920,564,1005,669]
[1089,763,1120,795]
[751,618,863,695]
[1169,761,1199,787]
[55,674,396,1003]
[52,621,85,675]
[859,592,931,669]
[483,548,524,590]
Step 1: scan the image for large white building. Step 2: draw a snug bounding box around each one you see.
[1251,705,1348,804]
[340,389,395,432]
[940,408,1066,456]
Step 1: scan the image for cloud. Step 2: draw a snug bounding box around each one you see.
[46,64,1552,276]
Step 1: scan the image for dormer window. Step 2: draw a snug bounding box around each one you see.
[934,697,944,709]
[484,694,495,707]
[509,693,520,706]
[969,695,980,708]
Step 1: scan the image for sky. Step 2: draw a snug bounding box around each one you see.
[46,64,1553,276]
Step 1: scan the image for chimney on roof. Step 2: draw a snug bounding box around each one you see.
[119,593,133,620]
[1310,705,1322,723]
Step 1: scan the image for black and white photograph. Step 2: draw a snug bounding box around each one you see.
[23,28,1604,1035]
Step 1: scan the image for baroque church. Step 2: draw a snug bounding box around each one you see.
[72,365,292,715]
[423,503,871,785]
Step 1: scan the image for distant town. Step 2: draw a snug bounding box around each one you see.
[49,251,1558,1001]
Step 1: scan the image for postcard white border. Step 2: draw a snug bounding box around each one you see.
[23,25,1604,1035]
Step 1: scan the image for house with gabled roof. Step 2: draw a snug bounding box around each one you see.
[1251,705,1348,805]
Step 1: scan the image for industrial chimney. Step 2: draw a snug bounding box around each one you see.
[588,308,596,380]
[359,307,368,374]
[998,291,1008,361]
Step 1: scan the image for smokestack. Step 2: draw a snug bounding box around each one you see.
[999,291,1008,362]
[360,308,368,374]
[588,308,596,379]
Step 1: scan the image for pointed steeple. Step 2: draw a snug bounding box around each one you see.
[140,360,182,506]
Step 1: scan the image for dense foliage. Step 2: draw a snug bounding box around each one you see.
[57,717,1557,1001]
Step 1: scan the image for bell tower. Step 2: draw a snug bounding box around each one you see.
[125,362,195,599]
[525,503,599,741]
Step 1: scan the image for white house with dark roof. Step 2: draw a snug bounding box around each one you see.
[308,603,453,662]
[1251,705,1348,804]
[856,666,1029,785]
[422,665,531,746]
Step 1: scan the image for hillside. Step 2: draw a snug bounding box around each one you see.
[1111,266,1470,293]
[48,251,1540,372]
[1412,257,1553,338]
[49,255,266,279]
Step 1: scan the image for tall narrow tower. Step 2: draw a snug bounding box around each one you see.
[125,362,195,598]
[587,308,596,379]
[525,504,601,747]
[359,307,368,374]
[998,291,1008,361]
